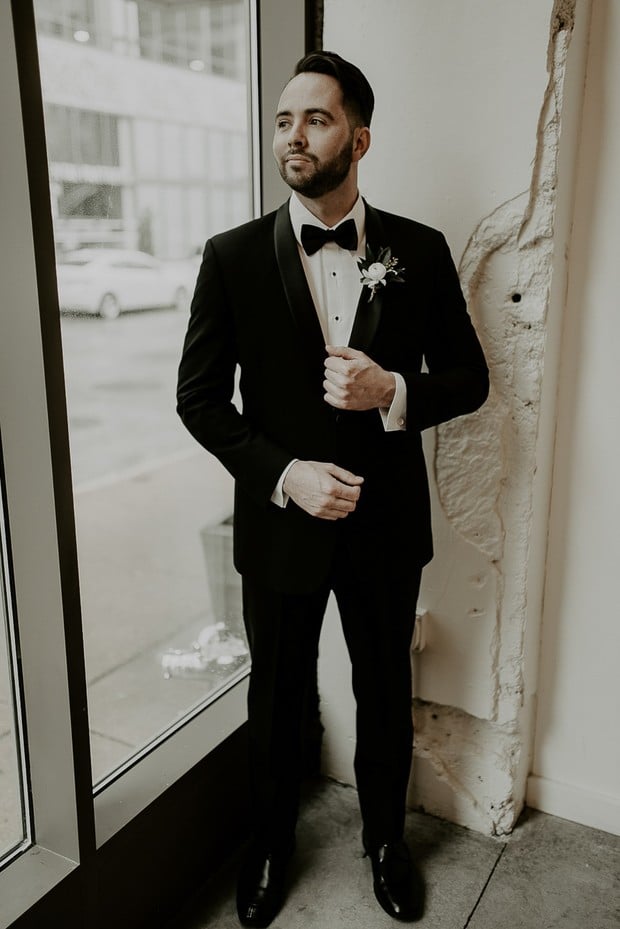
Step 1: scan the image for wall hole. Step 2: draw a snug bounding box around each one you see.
[511,293,522,303]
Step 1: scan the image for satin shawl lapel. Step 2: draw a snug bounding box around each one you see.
[348,202,387,352]
[274,203,326,361]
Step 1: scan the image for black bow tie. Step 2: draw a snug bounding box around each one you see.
[300,218,358,256]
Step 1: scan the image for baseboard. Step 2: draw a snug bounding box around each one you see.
[526,774,620,837]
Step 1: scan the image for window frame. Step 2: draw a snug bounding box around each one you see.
[0,2,88,921]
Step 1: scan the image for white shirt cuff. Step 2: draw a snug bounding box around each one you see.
[379,372,407,431]
[271,459,299,508]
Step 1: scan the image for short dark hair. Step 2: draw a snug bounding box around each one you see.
[293,50,375,128]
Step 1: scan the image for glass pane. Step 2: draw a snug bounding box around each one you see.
[33,0,252,786]
[0,463,29,860]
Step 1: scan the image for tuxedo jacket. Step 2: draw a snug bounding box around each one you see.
[176,200,489,595]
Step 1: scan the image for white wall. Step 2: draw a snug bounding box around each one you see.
[527,0,620,835]
[318,0,598,834]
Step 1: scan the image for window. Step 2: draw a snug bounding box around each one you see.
[35,0,96,42]
[36,0,254,791]
[136,0,246,78]
[44,106,120,166]
[58,182,122,218]
[0,0,306,924]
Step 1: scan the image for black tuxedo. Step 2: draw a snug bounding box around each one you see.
[177,201,488,590]
[177,199,488,847]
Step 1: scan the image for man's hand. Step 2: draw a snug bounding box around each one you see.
[283,460,364,520]
[323,345,396,411]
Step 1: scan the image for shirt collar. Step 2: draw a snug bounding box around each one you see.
[289,192,366,251]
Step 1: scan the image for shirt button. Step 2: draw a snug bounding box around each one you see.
[397,417,405,427]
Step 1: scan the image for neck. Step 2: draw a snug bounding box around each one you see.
[295,179,359,228]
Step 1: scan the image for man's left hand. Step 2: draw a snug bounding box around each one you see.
[323,345,395,411]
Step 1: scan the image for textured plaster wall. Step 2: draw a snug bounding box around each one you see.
[319,0,589,834]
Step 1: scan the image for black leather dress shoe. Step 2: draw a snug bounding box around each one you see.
[364,839,424,922]
[236,843,293,928]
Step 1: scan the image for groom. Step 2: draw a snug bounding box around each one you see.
[177,51,488,927]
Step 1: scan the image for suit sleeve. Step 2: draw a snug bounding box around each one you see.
[176,239,293,506]
[404,232,489,431]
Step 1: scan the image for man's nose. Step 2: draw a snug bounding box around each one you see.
[287,122,306,148]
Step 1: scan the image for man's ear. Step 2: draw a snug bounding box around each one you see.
[352,126,371,162]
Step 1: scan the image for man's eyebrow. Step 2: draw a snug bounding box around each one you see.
[275,107,335,120]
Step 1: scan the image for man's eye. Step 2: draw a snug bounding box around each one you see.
[309,117,324,126]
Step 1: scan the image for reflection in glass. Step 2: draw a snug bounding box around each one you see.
[34,0,252,785]
[0,469,29,861]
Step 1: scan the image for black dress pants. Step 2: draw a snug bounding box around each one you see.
[241,535,422,852]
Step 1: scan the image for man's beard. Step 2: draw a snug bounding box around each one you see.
[278,138,354,198]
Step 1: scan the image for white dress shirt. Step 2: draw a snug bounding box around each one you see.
[272,193,407,506]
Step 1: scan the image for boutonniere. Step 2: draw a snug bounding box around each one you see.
[357,245,405,302]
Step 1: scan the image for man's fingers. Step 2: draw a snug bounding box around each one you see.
[323,377,347,401]
[323,348,393,412]
[323,362,349,383]
[325,344,363,360]
[283,460,363,520]
[327,464,364,487]
[310,492,359,519]
[324,351,364,376]
[325,496,358,514]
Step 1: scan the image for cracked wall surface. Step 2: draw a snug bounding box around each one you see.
[320,0,586,834]
[412,699,520,835]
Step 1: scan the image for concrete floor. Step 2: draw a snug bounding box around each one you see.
[167,777,620,929]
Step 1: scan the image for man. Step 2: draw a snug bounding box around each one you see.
[177,51,488,927]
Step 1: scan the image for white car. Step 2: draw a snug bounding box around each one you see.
[56,248,192,319]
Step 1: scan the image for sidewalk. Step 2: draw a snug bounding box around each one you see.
[74,450,248,782]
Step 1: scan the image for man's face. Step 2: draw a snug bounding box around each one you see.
[273,72,360,198]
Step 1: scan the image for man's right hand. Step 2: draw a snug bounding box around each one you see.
[283,461,364,520]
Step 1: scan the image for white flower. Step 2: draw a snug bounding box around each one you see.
[365,262,388,282]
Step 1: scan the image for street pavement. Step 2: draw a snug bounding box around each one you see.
[60,305,196,488]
